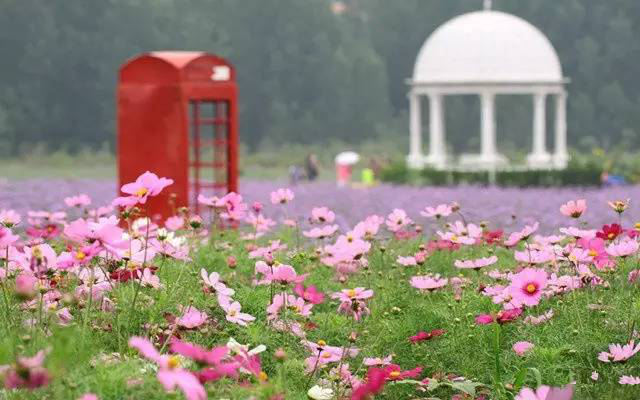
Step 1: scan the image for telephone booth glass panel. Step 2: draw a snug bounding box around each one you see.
[189,99,231,213]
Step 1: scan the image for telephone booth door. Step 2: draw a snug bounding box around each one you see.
[189,99,232,214]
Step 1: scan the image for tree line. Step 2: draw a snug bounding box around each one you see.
[0,0,638,156]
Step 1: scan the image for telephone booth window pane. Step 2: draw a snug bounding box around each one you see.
[188,99,231,214]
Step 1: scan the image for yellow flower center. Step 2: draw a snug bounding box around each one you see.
[317,340,326,347]
[136,188,148,197]
[258,371,268,381]
[75,251,86,260]
[228,309,237,317]
[525,283,537,294]
[608,233,615,239]
[588,250,598,257]
[451,235,458,241]
[167,356,180,369]
[347,289,357,298]
[389,371,401,378]
[321,352,332,359]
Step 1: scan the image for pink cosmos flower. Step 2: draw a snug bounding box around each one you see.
[0,227,19,249]
[128,337,206,400]
[598,340,640,363]
[420,204,453,219]
[504,222,539,246]
[396,256,417,266]
[222,301,255,326]
[524,310,554,325]
[513,341,534,356]
[605,238,639,257]
[15,273,38,299]
[268,264,307,285]
[301,340,359,372]
[248,240,287,259]
[508,268,548,307]
[311,207,336,224]
[165,215,184,231]
[385,209,412,232]
[351,215,384,239]
[303,224,339,239]
[363,355,393,366]
[515,384,574,400]
[200,268,235,300]
[176,306,209,329]
[454,255,498,270]
[2,350,51,390]
[559,227,596,239]
[559,199,586,218]
[138,268,163,289]
[331,287,374,302]
[514,248,554,265]
[620,375,640,385]
[591,371,599,381]
[57,244,101,269]
[0,209,21,227]
[114,171,173,207]
[410,275,448,291]
[294,283,325,304]
[270,188,295,205]
[78,394,99,400]
[64,194,92,208]
[267,292,313,319]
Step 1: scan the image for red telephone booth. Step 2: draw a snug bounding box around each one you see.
[117,51,239,220]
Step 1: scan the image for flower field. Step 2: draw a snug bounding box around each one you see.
[1,174,640,399]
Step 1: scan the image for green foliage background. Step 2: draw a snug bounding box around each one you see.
[0,0,639,156]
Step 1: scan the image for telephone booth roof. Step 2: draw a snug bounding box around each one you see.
[120,51,236,84]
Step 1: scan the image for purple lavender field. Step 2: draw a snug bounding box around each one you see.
[1,179,636,232]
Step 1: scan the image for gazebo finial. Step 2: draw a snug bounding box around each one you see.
[483,0,492,10]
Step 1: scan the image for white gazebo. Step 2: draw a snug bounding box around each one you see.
[406,3,568,170]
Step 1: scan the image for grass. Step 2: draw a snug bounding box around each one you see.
[1,223,640,399]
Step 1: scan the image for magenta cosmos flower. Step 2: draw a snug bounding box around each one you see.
[410,275,448,291]
[294,283,325,304]
[559,199,586,218]
[508,268,548,307]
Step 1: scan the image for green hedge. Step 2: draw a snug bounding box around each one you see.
[379,160,602,187]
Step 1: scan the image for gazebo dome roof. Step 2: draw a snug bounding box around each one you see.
[412,10,563,85]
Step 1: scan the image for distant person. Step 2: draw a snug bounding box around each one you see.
[601,171,626,186]
[305,153,320,181]
[288,165,304,185]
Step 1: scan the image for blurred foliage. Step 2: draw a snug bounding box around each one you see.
[0,1,640,157]
[379,157,603,187]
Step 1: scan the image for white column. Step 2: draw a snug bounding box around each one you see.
[426,92,446,168]
[528,92,551,167]
[480,91,497,162]
[553,92,568,168]
[406,92,424,168]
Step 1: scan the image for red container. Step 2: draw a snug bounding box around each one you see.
[117,51,239,220]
